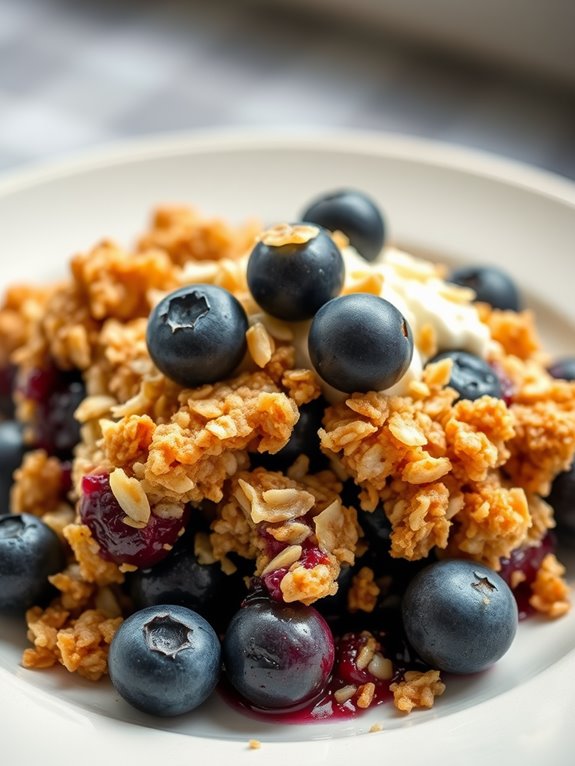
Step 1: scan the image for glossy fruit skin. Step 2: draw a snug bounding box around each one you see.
[146,284,248,388]
[548,357,575,381]
[430,350,502,401]
[108,605,221,717]
[0,514,65,613]
[301,189,386,262]
[223,598,335,710]
[448,265,521,311]
[402,559,518,674]
[547,462,575,539]
[0,364,16,419]
[20,367,85,458]
[126,534,246,630]
[246,226,345,321]
[0,421,26,511]
[308,293,414,393]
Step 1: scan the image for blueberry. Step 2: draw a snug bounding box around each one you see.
[254,397,328,472]
[429,350,502,401]
[128,539,243,631]
[0,421,26,511]
[402,559,518,674]
[308,293,414,393]
[0,364,16,419]
[21,368,85,458]
[301,189,386,262]
[80,473,189,569]
[547,462,575,541]
[223,598,335,710]
[0,513,66,613]
[246,224,345,321]
[108,605,221,717]
[146,285,248,388]
[548,357,575,381]
[448,265,521,311]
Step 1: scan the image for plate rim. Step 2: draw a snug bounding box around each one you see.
[1,127,575,209]
[1,128,574,766]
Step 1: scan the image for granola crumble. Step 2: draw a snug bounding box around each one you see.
[1,202,573,724]
[390,670,446,713]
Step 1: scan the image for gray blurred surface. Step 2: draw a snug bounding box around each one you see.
[1,0,574,179]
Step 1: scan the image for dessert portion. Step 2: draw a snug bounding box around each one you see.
[0,191,574,722]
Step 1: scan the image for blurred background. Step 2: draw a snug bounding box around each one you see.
[1,0,574,177]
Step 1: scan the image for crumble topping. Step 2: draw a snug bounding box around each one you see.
[10,450,68,517]
[137,205,260,265]
[1,203,572,718]
[390,670,446,713]
[530,553,570,618]
[210,467,360,604]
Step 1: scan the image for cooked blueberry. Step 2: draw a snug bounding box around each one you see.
[255,397,328,472]
[146,285,248,388]
[246,224,345,321]
[128,539,241,631]
[547,462,575,540]
[548,357,575,381]
[0,421,26,511]
[308,293,413,392]
[448,265,521,311]
[402,559,518,674]
[20,367,85,458]
[223,598,335,710]
[301,189,385,262]
[108,605,221,716]
[0,513,66,613]
[79,473,189,568]
[0,364,16,419]
[429,350,502,400]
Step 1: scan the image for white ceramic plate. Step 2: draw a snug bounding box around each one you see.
[1,131,574,766]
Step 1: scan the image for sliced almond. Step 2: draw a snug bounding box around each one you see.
[109,468,151,525]
[261,544,303,576]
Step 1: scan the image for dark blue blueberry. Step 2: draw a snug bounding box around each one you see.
[448,265,521,311]
[22,367,85,458]
[146,284,248,388]
[246,225,344,321]
[128,538,244,632]
[255,397,328,472]
[301,189,386,262]
[308,293,414,393]
[223,598,335,710]
[548,357,575,381]
[547,462,575,542]
[108,605,221,716]
[0,513,66,613]
[0,421,26,511]
[0,364,16,419]
[402,559,518,674]
[430,350,502,401]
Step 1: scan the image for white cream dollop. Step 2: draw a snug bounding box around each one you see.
[312,245,490,399]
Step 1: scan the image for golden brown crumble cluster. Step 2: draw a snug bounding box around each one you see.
[1,205,573,717]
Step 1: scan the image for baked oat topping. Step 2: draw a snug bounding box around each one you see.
[0,201,573,726]
[390,670,446,713]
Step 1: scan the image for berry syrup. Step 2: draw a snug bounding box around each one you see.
[220,606,426,724]
[80,473,189,568]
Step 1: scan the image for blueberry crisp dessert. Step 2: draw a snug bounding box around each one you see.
[0,190,574,721]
